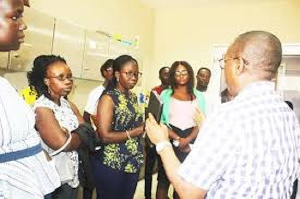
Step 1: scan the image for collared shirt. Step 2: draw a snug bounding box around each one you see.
[0,77,60,198]
[178,81,300,198]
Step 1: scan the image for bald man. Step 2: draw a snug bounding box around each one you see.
[0,0,60,198]
[146,31,300,198]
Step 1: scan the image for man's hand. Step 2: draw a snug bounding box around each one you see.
[145,113,169,145]
[194,107,205,126]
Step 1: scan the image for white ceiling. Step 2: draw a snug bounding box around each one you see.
[139,0,289,9]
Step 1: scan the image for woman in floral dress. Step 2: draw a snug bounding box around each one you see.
[91,55,145,199]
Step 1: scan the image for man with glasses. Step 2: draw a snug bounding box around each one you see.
[145,30,300,198]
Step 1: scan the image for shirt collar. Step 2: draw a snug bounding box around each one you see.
[234,81,275,101]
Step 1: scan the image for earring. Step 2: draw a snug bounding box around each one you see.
[48,87,52,94]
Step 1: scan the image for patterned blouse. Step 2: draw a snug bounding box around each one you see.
[33,95,80,188]
[101,89,144,173]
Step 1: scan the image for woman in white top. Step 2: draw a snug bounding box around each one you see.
[28,55,84,199]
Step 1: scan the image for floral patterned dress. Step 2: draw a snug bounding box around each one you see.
[101,89,144,173]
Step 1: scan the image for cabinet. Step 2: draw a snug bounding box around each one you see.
[9,7,55,72]
[3,7,142,83]
[52,19,86,78]
[81,31,110,81]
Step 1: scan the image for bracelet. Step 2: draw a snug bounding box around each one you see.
[126,130,131,139]
[156,141,172,152]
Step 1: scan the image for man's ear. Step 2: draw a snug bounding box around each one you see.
[235,58,245,76]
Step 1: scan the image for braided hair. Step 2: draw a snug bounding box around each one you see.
[27,55,66,99]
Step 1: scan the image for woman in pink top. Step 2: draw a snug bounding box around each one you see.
[157,61,206,199]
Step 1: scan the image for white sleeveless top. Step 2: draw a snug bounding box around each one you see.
[33,95,80,188]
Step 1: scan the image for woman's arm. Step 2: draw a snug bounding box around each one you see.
[178,126,199,151]
[96,94,144,144]
[35,107,81,151]
[179,107,205,151]
[146,114,208,199]
[168,128,181,141]
[69,101,85,125]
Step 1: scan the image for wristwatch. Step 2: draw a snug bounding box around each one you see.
[156,141,172,152]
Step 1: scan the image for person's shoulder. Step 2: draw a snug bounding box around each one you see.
[152,85,162,94]
[0,77,10,85]
[89,85,105,95]
[33,95,53,110]
[193,89,205,99]
[0,77,16,91]
[101,89,117,101]
[160,88,172,96]
[151,85,160,91]
[34,95,47,103]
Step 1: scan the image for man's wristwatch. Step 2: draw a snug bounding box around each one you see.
[156,141,172,152]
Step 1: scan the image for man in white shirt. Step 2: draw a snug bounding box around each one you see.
[83,59,114,126]
[146,30,300,198]
[196,67,221,114]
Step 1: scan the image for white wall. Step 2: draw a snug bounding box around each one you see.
[151,0,300,93]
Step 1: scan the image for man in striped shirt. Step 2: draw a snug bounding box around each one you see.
[0,0,60,198]
[146,30,300,198]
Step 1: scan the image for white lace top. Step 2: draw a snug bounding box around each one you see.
[33,95,79,188]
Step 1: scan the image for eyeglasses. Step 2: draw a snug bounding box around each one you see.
[47,74,74,81]
[122,72,143,79]
[218,57,240,69]
[218,57,249,69]
[174,70,188,77]
[106,67,113,72]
